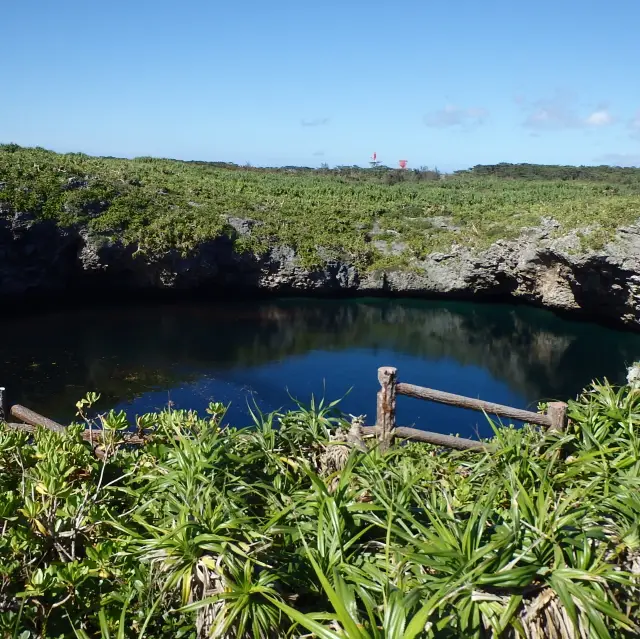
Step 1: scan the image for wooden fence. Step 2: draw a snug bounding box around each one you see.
[372,366,568,452]
[1,367,568,454]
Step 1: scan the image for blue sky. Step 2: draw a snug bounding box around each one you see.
[1,0,639,170]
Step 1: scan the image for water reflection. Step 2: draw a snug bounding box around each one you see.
[1,298,638,438]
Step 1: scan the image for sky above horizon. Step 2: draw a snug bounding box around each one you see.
[1,0,639,171]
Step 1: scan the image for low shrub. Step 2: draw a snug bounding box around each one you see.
[0,384,639,637]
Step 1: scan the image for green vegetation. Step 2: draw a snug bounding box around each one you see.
[1,381,640,638]
[459,163,640,183]
[1,144,640,267]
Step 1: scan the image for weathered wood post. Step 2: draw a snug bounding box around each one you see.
[10,405,67,435]
[0,387,6,423]
[376,367,397,452]
[546,402,568,432]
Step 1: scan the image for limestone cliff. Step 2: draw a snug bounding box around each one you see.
[2,213,640,328]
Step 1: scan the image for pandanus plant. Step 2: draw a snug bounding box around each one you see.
[2,381,640,637]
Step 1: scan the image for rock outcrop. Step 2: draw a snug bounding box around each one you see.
[2,213,640,329]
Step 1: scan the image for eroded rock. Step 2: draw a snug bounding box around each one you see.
[2,219,640,328]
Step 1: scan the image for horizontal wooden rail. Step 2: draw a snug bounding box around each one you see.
[11,404,67,434]
[8,404,149,447]
[5,420,146,447]
[396,383,553,428]
[394,426,488,451]
[363,425,488,451]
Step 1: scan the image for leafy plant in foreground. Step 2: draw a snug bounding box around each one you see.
[0,380,639,637]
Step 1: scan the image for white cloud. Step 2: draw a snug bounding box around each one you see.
[585,109,613,126]
[423,105,488,128]
[520,92,614,130]
[301,117,330,127]
[521,92,580,130]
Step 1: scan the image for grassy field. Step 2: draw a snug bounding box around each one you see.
[2,144,640,269]
[1,382,640,637]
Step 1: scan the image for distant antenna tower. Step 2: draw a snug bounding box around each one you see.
[398,159,408,170]
[369,151,381,168]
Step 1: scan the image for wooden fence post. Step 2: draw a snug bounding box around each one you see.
[546,402,568,432]
[0,387,6,423]
[376,367,397,452]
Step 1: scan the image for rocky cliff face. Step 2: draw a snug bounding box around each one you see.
[2,213,640,329]
[362,220,640,328]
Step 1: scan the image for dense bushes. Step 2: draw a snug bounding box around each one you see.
[1,382,640,638]
[2,145,640,268]
[459,163,640,184]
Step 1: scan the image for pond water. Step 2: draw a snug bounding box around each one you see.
[1,298,639,440]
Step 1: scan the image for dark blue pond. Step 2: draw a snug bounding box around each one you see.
[1,298,639,439]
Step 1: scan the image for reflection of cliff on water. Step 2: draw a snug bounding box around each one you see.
[1,298,638,423]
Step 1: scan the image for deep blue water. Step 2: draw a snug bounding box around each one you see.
[2,298,639,439]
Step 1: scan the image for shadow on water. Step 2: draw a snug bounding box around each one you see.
[1,298,639,439]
